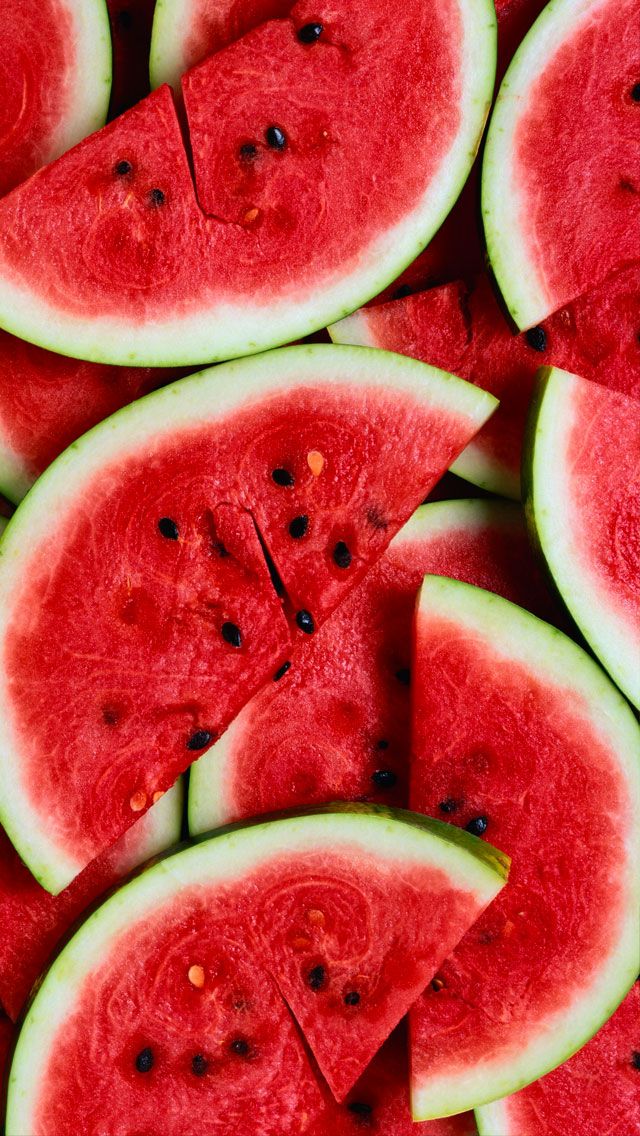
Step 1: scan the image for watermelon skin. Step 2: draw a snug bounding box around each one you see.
[0,0,111,198]
[525,368,640,710]
[409,578,640,1120]
[0,1,495,366]
[0,345,495,893]
[0,781,182,1022]
[483,0,640,329]
[107,0,156,118]
[189,499,559,835]
[476,981,640,1136]
[5,808,508,1133]
[330,265,640,498]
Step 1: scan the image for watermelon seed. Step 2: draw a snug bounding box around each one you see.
[296,610,315,634]
[135,1048,154,1073]
[188,965,205,988]
[630,84,640,102]
[129,791,147,812]
[431,976,445,991]
[395,667,410,686]
[191,1054,208,1076]
[221,622,242,647]
[307,908,325,926]
[347,1101,373,1124]
[243,208,260,224]
[273,661,291,681]
[148,188,165,207]
[114,160,132,177]
[297,22,324,43]
[102,706,120,725]
[333,541,352,568]
[289,515,309,538]
[631,1051,640,1070]
[229,1037,251,1057]
[152,790,164,804]
[187,730,213,751]
[307,964,326,991]
[265,126,287,150]
[344,991,360,1006]
[466,815,488,836]
[272,467,295,486]
[158,517,179,540]
[525,326,546,352]
[439,798,460,814]
[371,769,397,789]
[239,143,259,161]
[307,450,325,476]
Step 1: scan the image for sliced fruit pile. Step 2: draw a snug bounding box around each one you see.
[0,1,637,1134]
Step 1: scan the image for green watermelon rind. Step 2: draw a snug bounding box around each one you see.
[187,498,524,836]
[482,0,599,330]
[149,0,202,91]
[474,1097,518,1134]
[5,805,508,1136]
[0,344,498,894]
[0,0,496,367]
[523,366,640,711]
[410,575,640,1121]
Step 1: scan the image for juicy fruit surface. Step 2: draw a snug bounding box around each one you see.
[410,579,640,1116]
[190,500,559,833]
[477,981,640,1136]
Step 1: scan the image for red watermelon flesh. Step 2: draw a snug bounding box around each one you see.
[331,266,640,498]
[476,981,640,1136]
[188,500,559,834]
[410,578,640,1119]
[107,0,157,119]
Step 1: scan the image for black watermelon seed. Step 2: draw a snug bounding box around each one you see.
[289,515,309,539]
[439,798,459,814]
[376,739,389,750]
[230,1038,250,1057]
[114,159,132,176]
[632,1051,640,1070]
[395,667,410,686]
[466,815,488,837]
[392,284,413,299]
[135,1047,154,1073]
[149,188,165,207]
[296,610,315,635]
[192,1054,208,1076]
[344,991,360,1006]
[158,517,179,540]
[631,83,640,102]
[222,622,242,648]
[347,1101,373,1122]
[102,706,120,726]
[272,467,294,486]
[265,126,287,150]
[371,769,397,789]
[525,326,546,352]
[333,541,352,569]
[187,730,213,751]
[307,964,326,991]
[297,22,323,43]
[239,142,259,161]
[274,661,291,681]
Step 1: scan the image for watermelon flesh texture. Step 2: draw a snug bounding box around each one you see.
[0,0,111,198]
[0,346,495,892]
[483,0,640,329]
[526,368,640,710]
[410,577,640,1119]
[0,0,495,366]
[475,981,640,1136]
[331,265,640,498]
[189,499,559,834]
[107,0,157,119]
[6,809,507,1131]
[0,782,182,1022]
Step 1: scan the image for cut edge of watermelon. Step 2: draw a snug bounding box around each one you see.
[410,575,640,1121]
[45,0,113,163]
[149,0,202,91]
[0,0,496,367]
[474,1098,515,1135]
[524,366,640,711]
[0,344,498,893]
[481,0,597,330]
[5,805,508,1135]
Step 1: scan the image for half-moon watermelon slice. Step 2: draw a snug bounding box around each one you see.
[0,0,495,366]
[410,577,640,1119]
[525,367,640,710]
[189,499,558,835]
[5,807,508,1131]
[0,345,496,894]
[482,0,640,329]
[0,0,111,199]
[475,980,640,1136]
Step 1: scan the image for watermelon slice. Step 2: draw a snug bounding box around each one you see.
[0,0,111,198]
[330,266,640,498]
[189,499,558,834]
[5,807,508,1131]
[0,345,496,893]
[483,0,640,329]
[525,367,640,710]
[0,781,183,1022]
[410,577,640,1119]
[0,0,495,366]
[475,980,640,1136]
[107,0,156,118]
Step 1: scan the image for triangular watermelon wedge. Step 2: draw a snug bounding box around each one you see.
[0,344,496,893]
